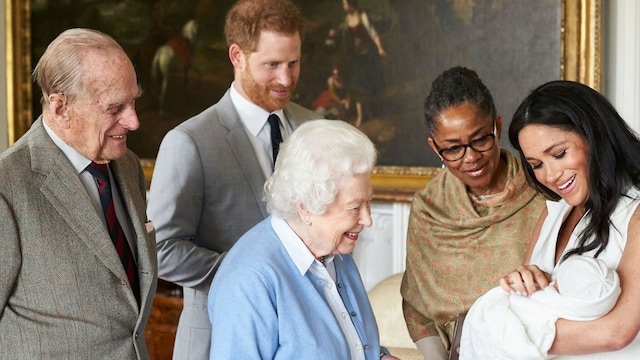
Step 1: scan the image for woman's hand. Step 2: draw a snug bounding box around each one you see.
[499,264,551,296]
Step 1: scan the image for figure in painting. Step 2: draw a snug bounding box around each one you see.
[151,19,201,116]
[328,0,387,127]
[311,65,351,120]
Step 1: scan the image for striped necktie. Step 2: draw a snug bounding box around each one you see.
[86,161,140,304]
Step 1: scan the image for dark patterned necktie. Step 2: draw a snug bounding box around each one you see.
[86,162,140,304]
[268,114,283,165]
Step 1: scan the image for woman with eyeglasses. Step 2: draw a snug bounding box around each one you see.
[400,66,546,360]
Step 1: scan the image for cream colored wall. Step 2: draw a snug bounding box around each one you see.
[604,0,640,131]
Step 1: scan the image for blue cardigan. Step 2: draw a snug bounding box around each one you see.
[208,217,384,359]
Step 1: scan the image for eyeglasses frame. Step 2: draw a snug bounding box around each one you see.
[431,120,497,162]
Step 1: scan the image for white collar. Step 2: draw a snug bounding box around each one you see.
[272,216,334,276]
[42,118,93,174]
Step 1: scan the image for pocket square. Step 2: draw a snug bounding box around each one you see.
[145,221,154,233]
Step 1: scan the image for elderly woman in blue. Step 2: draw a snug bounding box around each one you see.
[207,120,399,360]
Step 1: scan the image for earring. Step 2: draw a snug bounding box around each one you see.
[305,220,312,226]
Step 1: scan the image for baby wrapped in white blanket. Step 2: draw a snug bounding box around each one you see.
[459,255,620,360]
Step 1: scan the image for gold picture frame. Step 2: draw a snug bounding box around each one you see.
[5,0,601,202]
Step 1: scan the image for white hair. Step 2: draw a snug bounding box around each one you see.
[32,28,124,105]
[264,119,377,219]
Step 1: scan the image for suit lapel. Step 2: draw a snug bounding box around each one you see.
[218,91,269,217]
[283,105,301,130]
[110,159,157,308]
[29,120,140,305]
[37,164,131,287]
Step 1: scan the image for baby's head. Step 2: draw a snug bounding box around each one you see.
[555,255,618,300]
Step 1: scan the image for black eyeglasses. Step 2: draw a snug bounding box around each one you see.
[432,123,496,162]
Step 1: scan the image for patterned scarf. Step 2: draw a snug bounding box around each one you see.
[401,150,546,349]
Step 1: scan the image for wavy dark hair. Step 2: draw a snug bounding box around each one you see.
[509,80,640,259]
[423,66,497,136]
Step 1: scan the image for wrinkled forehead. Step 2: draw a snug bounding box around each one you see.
[80,50,136,95]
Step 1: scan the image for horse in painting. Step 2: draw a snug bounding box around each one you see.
[151,19,200,116]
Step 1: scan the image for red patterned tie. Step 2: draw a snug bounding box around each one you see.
[86,161,140,304]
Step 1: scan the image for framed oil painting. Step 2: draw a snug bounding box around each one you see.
[7,0,600,201]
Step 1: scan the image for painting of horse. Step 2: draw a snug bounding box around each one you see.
[150,19,201,116]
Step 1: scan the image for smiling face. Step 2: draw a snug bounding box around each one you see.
[428,102,504,195]
[62,50,140,163]
[518,124,590,207]
[303,174,373,257]
[232,30,301,112]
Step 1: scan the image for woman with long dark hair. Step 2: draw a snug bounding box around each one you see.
[501,80,640,358]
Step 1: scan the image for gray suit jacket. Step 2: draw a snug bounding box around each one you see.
[147,90,320,359]
[0,118,158,360]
